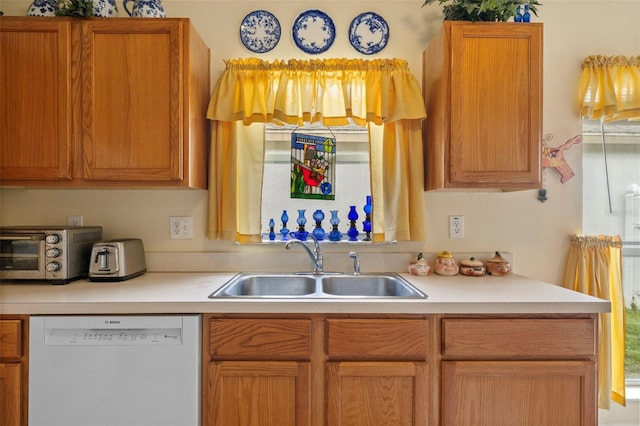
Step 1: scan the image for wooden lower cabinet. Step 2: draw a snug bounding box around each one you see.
[440,316,598,426]
[207,361,311,426]
[204,315,430,426]
[442,360,596,426]
[0,317,28,426]
[327,361,428,426]
[0,363,22,426]
[203,314,597,426]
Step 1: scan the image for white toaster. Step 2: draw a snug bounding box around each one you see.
[88,238,147,281]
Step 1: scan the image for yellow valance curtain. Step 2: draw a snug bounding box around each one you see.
[563,235,625,409]
[579,55,640,122]
[206,57,427,243]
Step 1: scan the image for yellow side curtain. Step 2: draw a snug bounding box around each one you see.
[206,58,427,242]
[579,55,640,122]
[563,234,625,409]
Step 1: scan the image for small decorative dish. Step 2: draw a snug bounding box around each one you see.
[240,10,281,53]
[348,12,390,55]
[459,257,486,277]
[434,250,459,276]
[292,9,335,54]
[485,251,512,276]
[408,253,431,276]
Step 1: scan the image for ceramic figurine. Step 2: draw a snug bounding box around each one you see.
[434,251,459,276]
[459,257,486,277]
[485,251,511,276]
[408,253,431,276]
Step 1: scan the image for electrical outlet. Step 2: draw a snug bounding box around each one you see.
[67,215,84,227]
[449,215,464,239]
[170,216,193,240]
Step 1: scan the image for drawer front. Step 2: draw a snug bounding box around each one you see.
[0,320,22,359]
[442,318,596,359]
[327,319,429,360]
[209,319,311,360]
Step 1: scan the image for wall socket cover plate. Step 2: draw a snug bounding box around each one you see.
[67,215,84,227]
[170,216,193,240]
[449,215,464,239]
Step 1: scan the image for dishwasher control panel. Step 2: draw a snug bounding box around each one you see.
[45,328,182,345]
[41,315,186,345]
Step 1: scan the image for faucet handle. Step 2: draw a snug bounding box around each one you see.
[349,252,361,275]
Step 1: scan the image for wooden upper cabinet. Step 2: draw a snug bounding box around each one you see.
[422,22,543,190]
[0,18,73,182]
[0,17,210,188]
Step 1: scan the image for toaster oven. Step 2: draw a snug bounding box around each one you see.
[0,226,103,284]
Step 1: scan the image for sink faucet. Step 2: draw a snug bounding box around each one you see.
[349,252,361,275]
[285,235,323,274]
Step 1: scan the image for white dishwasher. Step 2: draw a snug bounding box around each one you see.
[29,315,201,426]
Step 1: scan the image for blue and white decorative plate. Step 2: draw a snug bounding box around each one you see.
[292,9,335,55]
[348,12,390,55]
[240,10,281,53]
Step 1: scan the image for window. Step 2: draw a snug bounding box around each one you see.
[582,120,640,384]
[261,122,372,242]
[206,57,426,243]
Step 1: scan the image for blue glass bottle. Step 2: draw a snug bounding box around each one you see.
[268,218,276,241]
[523,4,530,22]
[514,5,523,22]
[295,209,308,241]
[362,196,372,241]
[312,209,325,241]
[347,206,359,241]
[328,210,342,241]
[280,210,290,241]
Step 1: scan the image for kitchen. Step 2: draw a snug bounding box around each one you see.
[0,0,638,425]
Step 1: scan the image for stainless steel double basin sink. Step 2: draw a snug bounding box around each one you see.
[209,272,427,299]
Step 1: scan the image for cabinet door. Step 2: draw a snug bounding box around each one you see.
[0,363,21,426]
[206,361,311,426]
[442,360,596,426]
[80,20,183,182]
[0,18,73,181]
[449,23,542,188]
[326,362,428,426]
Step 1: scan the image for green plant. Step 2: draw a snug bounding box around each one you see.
[422,0,542,22]
[55,0,93,17]
[626,306,640,378]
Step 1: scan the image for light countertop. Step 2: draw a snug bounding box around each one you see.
[0,272,610,315]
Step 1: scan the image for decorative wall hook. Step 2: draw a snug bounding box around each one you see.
[537,188,548,202]
[542,134,583,183]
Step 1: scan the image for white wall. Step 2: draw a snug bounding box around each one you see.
[1,0,639,285]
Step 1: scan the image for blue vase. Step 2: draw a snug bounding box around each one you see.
[93,0,118,17]
[514,5,523,22]
[328,210,342,241]
[295,209,308,241]
[347,206,359,241]
[280,210,290,241]
[26,0,56,16]
[123,0,165,17]
[312,209,325,241]
[268,218,276,241]
[523,4,531,22]
[362,196,372,241]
